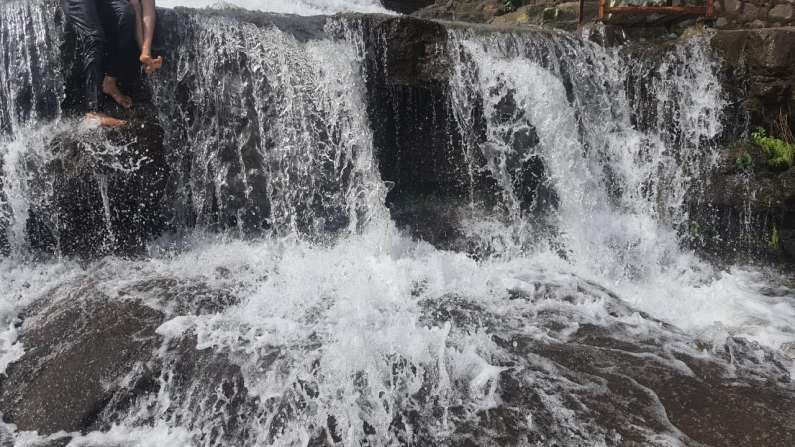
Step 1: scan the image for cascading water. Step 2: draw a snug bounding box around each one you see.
[0,0,64,256]
[158,0,391,15]
[1,1,794,446]
[148,12,387,237]
[448,29,721,273]
[445,28,794,349]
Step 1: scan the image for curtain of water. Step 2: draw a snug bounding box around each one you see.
[157,0,391,15]
[150,13,387,239]
[447,29,725,281]
[0,0,64,255]
[0,0,63,135]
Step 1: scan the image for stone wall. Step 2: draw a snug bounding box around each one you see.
[414,0,795,30]
[700,28,795,260]
[414,0,587,30]
[714,0,795,28]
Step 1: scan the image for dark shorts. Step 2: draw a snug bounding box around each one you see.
[65,0,136,112]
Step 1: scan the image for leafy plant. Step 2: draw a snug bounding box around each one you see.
[504,0,518,12]
[770,225,781,250]
[752,128,794,171]
[689,222,701,238]
[735,151,753,171]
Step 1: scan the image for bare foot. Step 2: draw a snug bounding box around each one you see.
[140,53,164,75]
[102,76,132,109]
[85,112,127,128]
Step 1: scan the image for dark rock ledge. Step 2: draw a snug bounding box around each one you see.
[695,28,795,261]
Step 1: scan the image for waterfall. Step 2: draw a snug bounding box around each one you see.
[447,29,725,280]
[149,12,387,238]
[0,0,63,135]
[0,0,63,256]
[157,0,391,16]
[0,2,794,446]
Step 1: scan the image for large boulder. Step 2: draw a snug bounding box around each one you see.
[24,111,169,258]
[0,287,164,435]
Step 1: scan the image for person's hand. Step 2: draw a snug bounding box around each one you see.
[140,48,163,75]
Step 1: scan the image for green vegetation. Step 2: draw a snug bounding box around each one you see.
[770,226,781,250]
[735,151,753,171]
[689,222,701,238]
[752,128,794,171]
[504,0,518,12]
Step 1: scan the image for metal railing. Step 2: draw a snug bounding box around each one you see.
[579,0,715,24]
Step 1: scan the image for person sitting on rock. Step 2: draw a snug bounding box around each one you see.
[66,0,163,128]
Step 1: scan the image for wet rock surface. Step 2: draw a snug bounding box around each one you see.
[711,27,795,130]
[0,0,170,259]
[415,0,508,23]
[356,14,504,245]
[4,274,794,445]
[0,281,164,435]
[0,161,7,257]
[0,275,251,440]
[698,143,795,259]
[26,113,169,258]
[414,0,598,30]
[415,293,795,446]
[694,28,795,261]
[382,0,435,15]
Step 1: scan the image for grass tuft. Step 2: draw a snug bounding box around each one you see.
[751,128,794,171]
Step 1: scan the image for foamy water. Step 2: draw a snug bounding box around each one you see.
[2,224,793,445]
[1,1,794,445]
[157,0,391,15]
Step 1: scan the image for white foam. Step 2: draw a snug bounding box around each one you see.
[0,258,82,375]
[13,424,193,447]
[157,0,392,15]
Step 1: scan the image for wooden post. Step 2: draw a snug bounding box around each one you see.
[579,0,585,26]
[599,0,608,20]
[706,0,715,17]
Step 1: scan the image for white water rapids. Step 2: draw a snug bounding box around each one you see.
[0,1,794,445]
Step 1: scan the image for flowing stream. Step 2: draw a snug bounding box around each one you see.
[0,1,793,445]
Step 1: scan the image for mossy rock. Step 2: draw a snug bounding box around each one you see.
[489,2,580,29]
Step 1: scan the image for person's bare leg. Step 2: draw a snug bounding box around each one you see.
[140,53,163,75]
[138,0,163,76]
[85,112,127,127]
[102,76,132,109]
